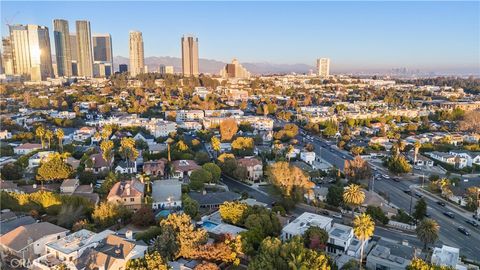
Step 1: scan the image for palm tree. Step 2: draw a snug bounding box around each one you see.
[35,126,45,149]
[56,128,64,152]
[286,145,295,161]
[343,184,365,217]
[415,218,439,250]
[413,141,421,164]
[353,213,375,268]
[288,252,307,270]
[45,130,53,149]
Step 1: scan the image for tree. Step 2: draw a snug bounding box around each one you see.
[219,201,248,225]
[152,225,179,261]
[407,258,454,270]
[416,218,439,250]
[220,118,238,141]
[132,206,155,227]
[211,136,221,156]
[465,186,480,212]
[458,110,480,133]
[92,202,131,228]
[194,151,210,165]
[344,156,371,182]
[191,234,243,266]
[303,226,329,250]
[126,251,169,270]
[342,184,365,214]
[35,126,45,148]
[56,128,64,152]
[195,262,220,270]
[100,140,114,166]
[0,163,23,180]
[350,146,364,156]
[202,163,221,183]
[45,130,53,149]
[100,172,119,194]
[183,194,200,219]
[326,184,344,207]
[341,259,360,270]
[353,213,375,268]
[159,213,208,259]
[189,168,212,190]
[36,154,74,181]
[248,236,331,270]
[386,155,412,174]
[120,137,139,167]
[365,206,389,225]
[413,198,427,222]
[176,140,189,152]
[267,161,315,198]
[231,137,254,156]
[414,141,421,164]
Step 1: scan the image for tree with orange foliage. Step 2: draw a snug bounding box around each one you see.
[267,161,315,198]
[220,118,238,141]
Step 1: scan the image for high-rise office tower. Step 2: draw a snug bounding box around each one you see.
[219,58,251,79]
[181,35,199,77]
[69,34,78,76]
[2,37,14,75]
[93,34,113,77]
[53,19,72,77]
[119,64,128,73]
[129,31,144,77]
[9,24,53,81]
[316,58,330,78]
[76,20,93,77]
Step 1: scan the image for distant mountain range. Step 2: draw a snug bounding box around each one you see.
[113,56,315,75]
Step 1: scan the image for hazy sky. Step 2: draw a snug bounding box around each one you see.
[2,1,479,73]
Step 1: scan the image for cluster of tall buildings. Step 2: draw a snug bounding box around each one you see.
[219,58,251,79]
[1,19,113,81]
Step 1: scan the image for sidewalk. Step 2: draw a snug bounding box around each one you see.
[411,184,473,219]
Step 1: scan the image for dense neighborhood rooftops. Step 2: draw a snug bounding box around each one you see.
[0,222,68,252]
[108,179,145,199]
[188,191,242,206]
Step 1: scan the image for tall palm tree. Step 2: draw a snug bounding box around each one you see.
[35,126,45,149]
[343,184,365,217]
[415,218,439,250]
[353,213,375,268]
[56,128,64,152]
[414,141,421,164]
[45,130,53,149]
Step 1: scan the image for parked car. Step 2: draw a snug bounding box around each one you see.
[393,177,400,182]
[424,212,431,218]
[465,219,479,227]
[443,211,455,219]
[436,201,446,206]
[383,174,390,179]
[414,192,423,198]
[332,213,343,219]
[458,227,470,236]
[403,189,411,194]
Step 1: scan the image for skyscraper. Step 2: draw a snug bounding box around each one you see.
[2,37,14,75]
[69,34,78,76]
[129,31,144,77]
[317,58,330,78]
[53,19,72,77]
[219,58,251,79]
[119,64,128,73]
[93,34,113,77]
[76,20,93,77]
[8,24,53,81]
[181,35,199,77]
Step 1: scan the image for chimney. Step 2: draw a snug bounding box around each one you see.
[202,190,206,195]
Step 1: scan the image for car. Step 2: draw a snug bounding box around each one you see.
[403,189,411,194]
[465,219,479,227]
[414,192,423,198]
[332,213,343,219]
[436,201,446,207]
[425,213,431,217]
[458,227,470,236]
[443,211,455,218]
[473,214,480,221]
[393,177,400,182]
[383,175,390,179]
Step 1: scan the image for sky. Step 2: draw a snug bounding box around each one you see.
[1,1,479,73]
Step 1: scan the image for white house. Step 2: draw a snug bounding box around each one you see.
[427,151,468,169]
[0,130,12,140]
[14,143,42,155]
[28,151,54,168]
[151,180,182,210]
[431,245,467,270]
[133,132,155,145]
[114,161,137,174]
[449,150,480,167]
[73,127,96,142]
[327,223,355,255]
[0,222,69,260]
[60,178,80,194]
[281,212,332,241]
[300,151,316,166]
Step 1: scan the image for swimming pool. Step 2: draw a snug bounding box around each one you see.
[156,209,172,218]
[201,221,219,230]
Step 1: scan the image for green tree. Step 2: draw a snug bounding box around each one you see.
[0,163,23,180]
[303,226,329,250]
[406,258,454,270]
[202,163,221,183]
[194,151,210,165]
[413,198,427,222]
[416,218,439,250]
[326,184,344,207]
[92,202,131,228]
[342,184,365,215]
[36,154,74,181]
[182,194,200,219]
[189,168,212,190]
[386,155,412,174]
[267,161,315,198]
[120,137,139,167]
[365,206,389,225]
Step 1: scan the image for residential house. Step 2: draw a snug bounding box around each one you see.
[300,151,316,166]
[85,153,110,174]
[327,223,355,255]
[406,152,434,167]
[133,132,155,145]
[449,150,480,167]
[28,151,54,168]
[107,179,145,211]
[0,222,69,260]
[366,239,416,270]
[0,181,23,194]
[148,143,167,154]
[171,160,201,179]
[189,191,242,209]
[151,180,182,210]
[427,151,468,169]
[114,160,137,174]
[76,234,148,270]
[32,229,114,270]
[0,216,36,236]
[143,159,166,177]
[237,157,263,182]
[60,178,80,194]
[13,143,42,155]
[73,127,96,142]
[0,130,12,140]
[431,245,467,270]
[281,212,333,241]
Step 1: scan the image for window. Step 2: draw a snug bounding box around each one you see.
[376,264,389,270]
[130,198,135,202]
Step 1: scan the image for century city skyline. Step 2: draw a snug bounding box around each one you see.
[1,1,479,74]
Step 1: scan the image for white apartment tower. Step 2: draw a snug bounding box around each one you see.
[129,31,144,77]
[181,35,199,77]
[317,58,330,77]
